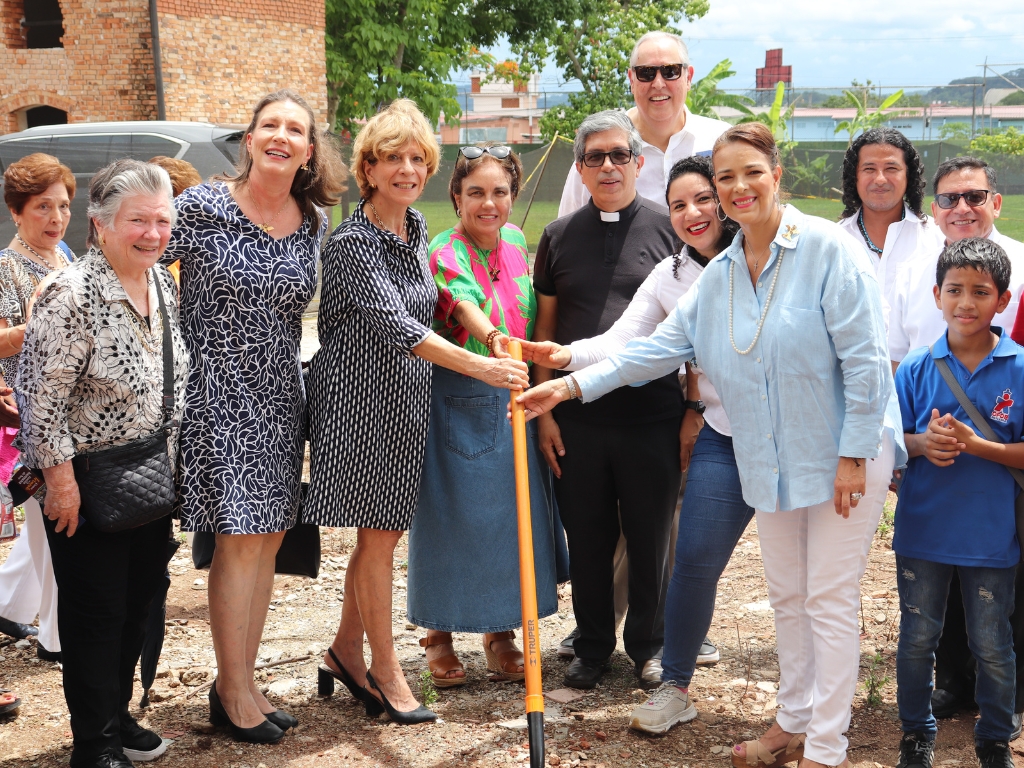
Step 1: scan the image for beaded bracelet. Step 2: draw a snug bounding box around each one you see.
[485,329,501,351]
[565,375,579,400]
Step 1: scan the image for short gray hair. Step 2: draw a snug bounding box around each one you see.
[629,31,689,68]
[574,111,643,164]
[87,159,176,248]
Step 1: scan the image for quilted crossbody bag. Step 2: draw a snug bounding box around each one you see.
[72,271,177,533]
[932,346,1024,562]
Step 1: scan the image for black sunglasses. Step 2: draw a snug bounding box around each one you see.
[459,145,512,160]
[632,64,685,83]
[935,189,992,209]
[581,149,636,168]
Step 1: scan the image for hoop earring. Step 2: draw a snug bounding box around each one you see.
[716,203,728,222]
[456,207,461,218]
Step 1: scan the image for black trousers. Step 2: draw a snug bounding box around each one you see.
[43,512,171,766]
[554,415,682,663]
[935,565,1024,709]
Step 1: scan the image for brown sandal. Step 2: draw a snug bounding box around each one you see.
[419,634,466,688]
[731,733,805,767]
[484,631,525,682]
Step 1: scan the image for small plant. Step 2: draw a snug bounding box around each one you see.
[419,668,439,708]
[876,497,896,539]
[863,652,890,708]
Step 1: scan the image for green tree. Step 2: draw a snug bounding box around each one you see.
[999,90,1024,106]
[685,59,754,118]
[523,0,710,140]
[938,122,971,141]
[834,85,906,147]
[970,127,1024,156]
[739,81,796,153]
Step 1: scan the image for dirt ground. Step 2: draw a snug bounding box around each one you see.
[3,495,1022,768]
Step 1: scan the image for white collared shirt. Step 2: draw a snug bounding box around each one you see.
[888,226,1024,363]
[839,205,944,305]
[557,108,730,217]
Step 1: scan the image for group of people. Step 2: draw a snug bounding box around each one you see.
[0,27,1019,768]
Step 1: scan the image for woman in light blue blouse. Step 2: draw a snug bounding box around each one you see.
[517,123,903,768]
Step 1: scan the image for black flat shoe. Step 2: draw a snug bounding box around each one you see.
[318,647,385,716]
[364,670,436,725]
[0,615,37,640]
[37,644,61,663]
[264,708,298,731]
[208,681,285,744]
[564,656,609,690]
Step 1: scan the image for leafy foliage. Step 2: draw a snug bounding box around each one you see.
[970,127,1024,156]
[685,59,753,118]
[938,122,971,141]
[526,0,710,140]
[738,82,796,154]
[834,85,907,147]
[998,90,1024,106]
[786,154,834,198]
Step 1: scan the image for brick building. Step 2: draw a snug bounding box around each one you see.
[0,0,327,134]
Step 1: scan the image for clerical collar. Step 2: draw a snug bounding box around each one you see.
[600,211,619,222]
[589,194,641,223]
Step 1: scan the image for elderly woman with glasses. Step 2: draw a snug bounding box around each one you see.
[404,143,558,690]
[306,104,530,725]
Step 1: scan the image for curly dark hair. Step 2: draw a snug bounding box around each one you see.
[666,155,739,280]
[840,128,925,221]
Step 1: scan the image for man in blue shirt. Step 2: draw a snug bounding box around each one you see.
[894,237,1024,768]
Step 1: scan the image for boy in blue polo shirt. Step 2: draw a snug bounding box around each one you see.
[893,237,1024,768]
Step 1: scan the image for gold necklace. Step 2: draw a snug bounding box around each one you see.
[16,234,64,270]
[124,304,161,354]
[367,201,407,240]
[744,239,772,278]
[460,228,502,281]
[248,185,290,233]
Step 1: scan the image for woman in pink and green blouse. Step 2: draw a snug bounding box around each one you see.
[406,144,558,689]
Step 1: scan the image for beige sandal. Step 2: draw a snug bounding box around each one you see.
[419,635,466,688]
[731,733,805,767]
[484,631,525,682]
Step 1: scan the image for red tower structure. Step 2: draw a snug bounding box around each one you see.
[756,49,792,90]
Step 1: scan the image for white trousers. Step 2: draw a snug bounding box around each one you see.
[0,498,60,651]
[756,433,894,765]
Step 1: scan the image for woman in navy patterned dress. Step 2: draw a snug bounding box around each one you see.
[164,90,344,743]
[305,100,529,724]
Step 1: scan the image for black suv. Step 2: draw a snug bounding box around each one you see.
[0,121,242,254]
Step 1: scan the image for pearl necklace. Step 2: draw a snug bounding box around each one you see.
[728,246,784,355]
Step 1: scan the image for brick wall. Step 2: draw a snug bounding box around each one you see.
[0,0,326,134]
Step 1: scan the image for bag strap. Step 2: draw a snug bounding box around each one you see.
[152,269,174,428]
[930,344,1024,492]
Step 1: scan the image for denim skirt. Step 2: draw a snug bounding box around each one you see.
[407,365,559,632]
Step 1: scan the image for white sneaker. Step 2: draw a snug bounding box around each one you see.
[628,683,697,735]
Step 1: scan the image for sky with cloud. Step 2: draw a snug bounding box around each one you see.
[479,0,1024,93]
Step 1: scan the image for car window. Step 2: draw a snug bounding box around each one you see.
[129,134,187,161]
[51,134,113,174]
[0,137,53,171]
[212,131,243,164]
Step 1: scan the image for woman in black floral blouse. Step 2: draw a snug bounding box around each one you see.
[16,159,188,768]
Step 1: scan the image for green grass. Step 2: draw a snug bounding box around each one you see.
[332,195,1024,250]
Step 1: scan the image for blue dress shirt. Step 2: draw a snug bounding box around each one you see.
[573,205,905,512]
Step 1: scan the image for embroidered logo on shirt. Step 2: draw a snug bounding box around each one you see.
[991,389,1014,423]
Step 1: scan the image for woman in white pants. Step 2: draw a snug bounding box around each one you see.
[516,122,904,768]
[0,497,58,653]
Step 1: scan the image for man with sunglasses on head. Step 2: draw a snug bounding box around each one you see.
[888,155,1024,740]
[532,111,682,690]
[557,30,729,217]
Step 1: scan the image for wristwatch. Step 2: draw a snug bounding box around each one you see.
[683,399,706,414]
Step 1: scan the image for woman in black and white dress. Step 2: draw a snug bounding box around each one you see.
[305,99,529,724]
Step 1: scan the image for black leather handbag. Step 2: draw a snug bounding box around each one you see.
[72,272,177,533]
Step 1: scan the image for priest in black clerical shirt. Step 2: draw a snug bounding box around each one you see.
[531,110,683,690]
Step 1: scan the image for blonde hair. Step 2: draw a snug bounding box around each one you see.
[351,99,440,199]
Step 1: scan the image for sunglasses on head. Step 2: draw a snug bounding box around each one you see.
[459,145,512,160]
[632,64,685,83]
[581,149,635,168]
[935,189,992,209]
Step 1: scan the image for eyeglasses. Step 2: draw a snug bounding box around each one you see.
[632,64,685,83]
[934,189,992,209]
[459,145,512,160]
[581,149,635,168]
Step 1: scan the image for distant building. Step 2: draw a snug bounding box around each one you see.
[0,0,327,134]
[756,49,792,104]
[438,69,546,145]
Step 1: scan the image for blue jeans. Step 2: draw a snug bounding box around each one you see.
[896,555,1016,741]
[661,426,754,686]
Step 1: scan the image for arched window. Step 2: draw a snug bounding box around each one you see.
[25,0,64,49]
[25,105,68,128]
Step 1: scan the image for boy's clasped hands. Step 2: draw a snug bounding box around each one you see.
[922,407,974,466]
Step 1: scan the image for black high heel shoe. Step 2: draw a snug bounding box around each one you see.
[318,647,385,717]
[264,709,298,731]
[209,681,286,744]
[364,670,437,725]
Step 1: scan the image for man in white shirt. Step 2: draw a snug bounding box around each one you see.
[837,128,943,305]
[557,31,730,217]
[888,155,1024,734]
[889,156,1024,367]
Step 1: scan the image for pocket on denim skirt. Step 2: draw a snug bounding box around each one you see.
[445,396,499,459]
